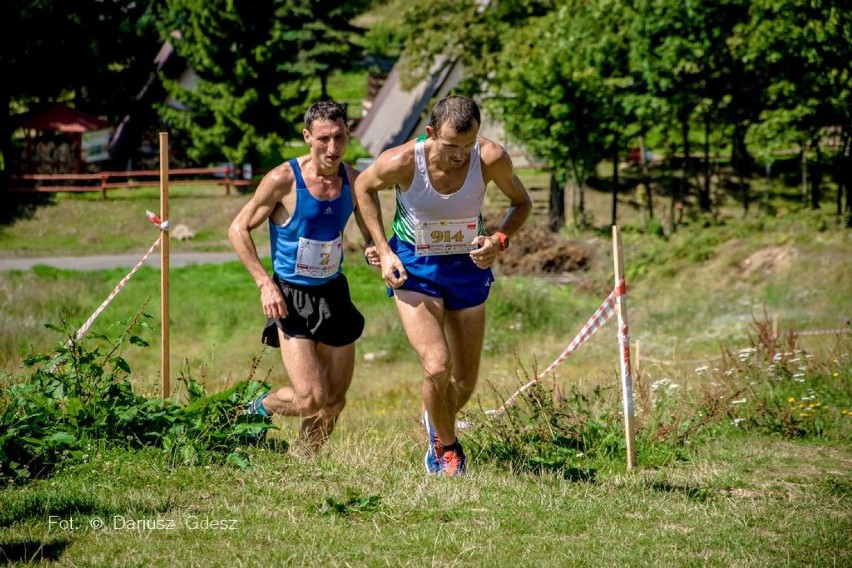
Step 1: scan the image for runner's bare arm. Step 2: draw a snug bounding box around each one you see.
[353,149,412,287]
[346,165,381,267]
[470,140,532,268]
[483,140,532,240]
[229,165,293,318]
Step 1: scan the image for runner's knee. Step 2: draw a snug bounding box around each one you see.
[421,354,451,384]
[294,389,328,416]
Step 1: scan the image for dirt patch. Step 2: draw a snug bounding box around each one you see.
[738,245,799,278]
[499,225,593,278]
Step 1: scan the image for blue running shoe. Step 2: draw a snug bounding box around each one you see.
[423,410,443,474]
[246,393,270,418]
[244,393,272,443]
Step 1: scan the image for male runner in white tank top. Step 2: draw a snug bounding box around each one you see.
[354,95,532,476]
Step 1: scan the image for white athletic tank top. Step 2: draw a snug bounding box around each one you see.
[392,138,486,245]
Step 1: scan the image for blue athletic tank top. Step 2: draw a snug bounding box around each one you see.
[269,158,353,285]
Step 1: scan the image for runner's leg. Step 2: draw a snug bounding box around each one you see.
[393,289,457,445]
[297,341,355,452]
[444,304,486,414]
[263,331,330,418]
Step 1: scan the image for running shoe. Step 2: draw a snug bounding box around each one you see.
[246,393,270,417]
[423,409,443,474]
[441,442,467,477]
[243,392,272,443]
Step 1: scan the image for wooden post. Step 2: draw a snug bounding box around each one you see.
[612,225,637,469]
[159,132,170,399]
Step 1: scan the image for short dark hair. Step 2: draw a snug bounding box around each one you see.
[304,100,348,131]
[430,95,480,135]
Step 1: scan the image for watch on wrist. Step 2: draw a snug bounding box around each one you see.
[494,231,509,252]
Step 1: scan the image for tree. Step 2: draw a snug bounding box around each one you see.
[628,0,752,221]
[493,1,638,230]
[396,0,555,91]
[735,0,851,213]
[493,7,606,230]
[1,0,161,175]
[298,0,371,100]
[154,0,366,166]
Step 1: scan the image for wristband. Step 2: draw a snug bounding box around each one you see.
[494,231,509,252]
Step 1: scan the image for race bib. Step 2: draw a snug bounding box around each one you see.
[295,236,343,278]
[415,217,479,256]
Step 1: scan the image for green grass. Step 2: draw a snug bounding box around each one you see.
[1,176,850,565]
[0,434,848,566]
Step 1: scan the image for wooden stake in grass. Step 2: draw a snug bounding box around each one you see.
[612,225,636,469]
[159,131,170,399]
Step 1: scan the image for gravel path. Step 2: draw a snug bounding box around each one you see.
[0,252,241,272]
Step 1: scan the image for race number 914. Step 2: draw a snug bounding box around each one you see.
[431,230,464,243]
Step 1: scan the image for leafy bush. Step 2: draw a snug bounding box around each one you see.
[0,309,276,485]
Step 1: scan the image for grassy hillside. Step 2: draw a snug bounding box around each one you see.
[1,172,848,380]
[1,174,849,566]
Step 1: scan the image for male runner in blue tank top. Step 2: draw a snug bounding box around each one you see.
[229,100,380,455]
[354,95,532,476]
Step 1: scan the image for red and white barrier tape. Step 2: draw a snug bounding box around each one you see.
[493,279,625,417]
[72,211,169,342]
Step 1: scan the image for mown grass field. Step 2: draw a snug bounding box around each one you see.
[1,176,850,566]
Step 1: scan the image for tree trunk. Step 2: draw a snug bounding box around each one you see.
[548,172,565,233]
[569,160,587,230]
[837,129,850,226]
[577,183,587,230]
[731,122,752,172]
[639,133,653,221]
[320,74,329,100]
[670,115,691,232]
[811,140,822,209]
[835,130,847,216]
[0,89,13,180]
[679,113,690,221]
[801,143,808,207]
[700,112,712,212]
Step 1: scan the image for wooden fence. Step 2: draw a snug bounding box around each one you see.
[6,165,258,199]
[5,155,549,200]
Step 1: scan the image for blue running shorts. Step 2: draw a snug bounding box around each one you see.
[387,235,494,310]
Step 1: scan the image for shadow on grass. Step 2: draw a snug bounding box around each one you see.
[562,467,597,482]
[0,494,103,528]
[648,481,712,502]
[0,538,70,565]
[0,192,53,226]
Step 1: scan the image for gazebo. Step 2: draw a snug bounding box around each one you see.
[21,103,111,173]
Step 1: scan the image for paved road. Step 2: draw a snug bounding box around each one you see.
[0,252,241,271]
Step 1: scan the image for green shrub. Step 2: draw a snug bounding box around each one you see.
[0,308,278,485]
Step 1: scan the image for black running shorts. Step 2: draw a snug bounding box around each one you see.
[261,273,364,348]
